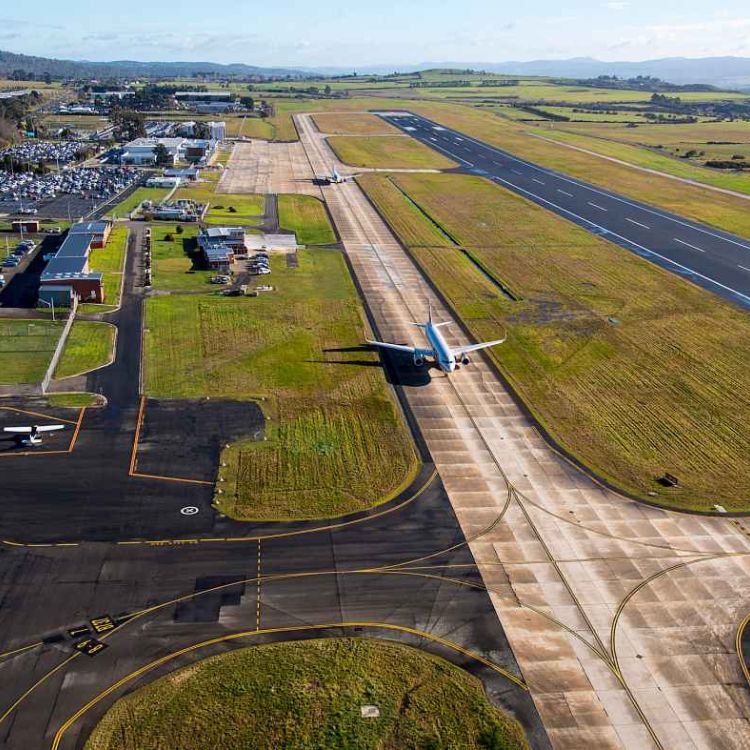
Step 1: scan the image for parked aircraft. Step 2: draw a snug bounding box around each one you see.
[367,304,505,373]
[3,424,66,447]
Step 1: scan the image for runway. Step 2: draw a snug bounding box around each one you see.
[375,111,750,308]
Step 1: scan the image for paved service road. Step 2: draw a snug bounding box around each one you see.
[375,111,750,308]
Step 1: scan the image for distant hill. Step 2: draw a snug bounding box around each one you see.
[314,57,750,91]
[0,50,309,81]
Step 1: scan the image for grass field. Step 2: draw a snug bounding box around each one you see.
[360,171,750,511]
[231,115,275,139]
[328,135,457,169]
[401,100,750,239]
[84,638,528,750]
[532,125,750,196]
[0,319,61,384]
[149,225,213,291]
[313,112,401,135]
[108,187,171,218]
[144,250,417,520]
[173,184,264,225]
[87,224,128,307]
[278,194,336,245]
[55,322,115,379]
[46,392,101,408]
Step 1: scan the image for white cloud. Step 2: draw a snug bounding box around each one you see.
[601,2,629,10]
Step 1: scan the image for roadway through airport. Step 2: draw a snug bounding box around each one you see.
[298,112,750,749]
[375,111,750,308]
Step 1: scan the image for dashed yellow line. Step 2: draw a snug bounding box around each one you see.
[49,621,526,749]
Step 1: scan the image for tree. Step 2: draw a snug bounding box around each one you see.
[111,108,146,142]
[193,121,210,139]
[324,84,332,96]
[152,143,171,166]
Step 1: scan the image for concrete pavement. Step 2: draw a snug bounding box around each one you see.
[295,112,750,749]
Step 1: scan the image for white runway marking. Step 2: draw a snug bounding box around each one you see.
[674,237,705,253]
[626,218,650,229]
[588,202,608,211]
[556,189,573,197]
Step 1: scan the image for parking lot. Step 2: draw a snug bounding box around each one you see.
[0,165,140,217]
[0,140,89,167]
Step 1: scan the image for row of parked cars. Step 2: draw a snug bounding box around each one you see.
[1,239,36,271]
[248,253,271,276]
[0,141,88,166]
[0,166,139,205]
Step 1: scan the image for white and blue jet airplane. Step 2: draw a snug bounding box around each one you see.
[367,304,505,373]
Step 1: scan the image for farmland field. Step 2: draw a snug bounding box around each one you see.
[144,249,417,520]
[328,135,457,169]
[84,638,529,750]
[55,322,115,379]
[359,171,750,511]
[0,319,61,384]
[277,194,336,245]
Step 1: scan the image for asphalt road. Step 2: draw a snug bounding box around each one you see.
[377,111,750,308]
[0,222,548,748]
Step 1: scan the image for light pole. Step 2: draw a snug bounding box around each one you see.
[39,297,55,321]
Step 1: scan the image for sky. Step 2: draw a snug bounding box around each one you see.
[2,0,750,68]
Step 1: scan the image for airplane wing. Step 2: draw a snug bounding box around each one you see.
[367,340,431,357]
[452,337,506,356]
[36,425,65,433]
[3,427,33,435]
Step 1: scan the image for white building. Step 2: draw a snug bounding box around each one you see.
[208,121,226,140]
[120,137,186,166]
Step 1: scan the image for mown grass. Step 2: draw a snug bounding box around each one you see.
[144,250,417,520]
[402,100,750,239]
[55,322,115,379]
[107,187,171,218]
[84,638,529,750]
[278,194,336,245]
[313,112,401,135]
[534,125,750,196]
[86,224,128,308]
[230,115,275,139]
[360,171,750,511]
[149,225,213,291]
[46,392,101,408]
[328,135,457,170]
[173,184,265,226]
[0,319,61,384]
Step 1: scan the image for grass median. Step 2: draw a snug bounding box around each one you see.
[360,171,750,511]
[84,638,529,750]
[144,249,417,520]
[328,135,457,170]
[278,194,336,245]
[55,321,115,379]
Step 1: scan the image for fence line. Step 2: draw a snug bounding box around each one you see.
[41,294,78,394]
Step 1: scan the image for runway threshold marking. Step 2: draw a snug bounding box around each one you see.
[50,621,527,749]
[128,396,214,487]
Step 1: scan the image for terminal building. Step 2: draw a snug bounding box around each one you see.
[38,221,112,306]
[198,226,247,272]
[120,137,218,166]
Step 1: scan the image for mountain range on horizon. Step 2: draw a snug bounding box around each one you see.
[3,49,750,91]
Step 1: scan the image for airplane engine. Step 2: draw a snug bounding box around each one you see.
[461,355,470,365]
[413,354,425,367]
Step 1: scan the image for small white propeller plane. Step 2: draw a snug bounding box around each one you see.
[3,424,66,447]
[367,304,506,374]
